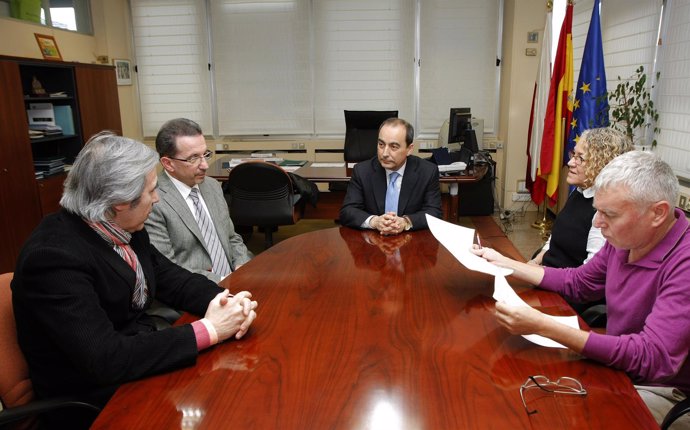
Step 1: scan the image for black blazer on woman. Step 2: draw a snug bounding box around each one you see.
[11,210,224,414]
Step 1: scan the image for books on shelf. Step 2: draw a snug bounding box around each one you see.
[34,156,66,177]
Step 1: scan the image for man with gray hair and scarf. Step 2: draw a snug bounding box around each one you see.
[11,132,258,429]
[473,151,690,427]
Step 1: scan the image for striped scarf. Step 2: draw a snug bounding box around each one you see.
[87,220,149,310]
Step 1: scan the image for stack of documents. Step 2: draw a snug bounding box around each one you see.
[223,157,284,169]
[437,161,467,174]
[34,156,66,178]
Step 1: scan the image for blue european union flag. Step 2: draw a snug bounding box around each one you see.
[565,0,608,165]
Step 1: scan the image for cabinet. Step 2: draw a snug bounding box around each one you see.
[0,56,122,272]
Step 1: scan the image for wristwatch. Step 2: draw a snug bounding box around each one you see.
[403,216,412,231]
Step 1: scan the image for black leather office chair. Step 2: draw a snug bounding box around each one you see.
[343,110,398,163]
[662,398,690,429]
[0,273,101,429]
[223,161,303,249]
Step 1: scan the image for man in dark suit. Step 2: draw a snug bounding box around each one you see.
[340,117,442,234]
[11,132,258,429]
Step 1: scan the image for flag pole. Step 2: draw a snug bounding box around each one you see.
[531,197,552,230]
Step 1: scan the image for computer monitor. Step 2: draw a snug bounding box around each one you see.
[448,107,471,144]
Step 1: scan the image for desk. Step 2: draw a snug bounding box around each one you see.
[208,157,488,221]
[92,226,656,429]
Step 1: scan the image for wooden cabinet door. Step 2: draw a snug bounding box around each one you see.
[75,64,123,140]
[37,173,67,217]
[0,61,42,272]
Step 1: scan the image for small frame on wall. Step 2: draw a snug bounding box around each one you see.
[34,33,62,61]
[527,31,539,43]
[113,59,132,85]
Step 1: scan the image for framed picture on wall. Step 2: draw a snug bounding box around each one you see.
[34,33,62,61]
[113,59,132,85]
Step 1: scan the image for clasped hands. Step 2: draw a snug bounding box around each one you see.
[204,290,258,342]
[370,212,408,235]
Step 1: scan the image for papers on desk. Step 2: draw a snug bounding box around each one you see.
[438,161,467,174]
[493,275,579,348]
[224,157,284,169]
[426,214,513,277]
[426,214,579,349]
[311,162,345,168]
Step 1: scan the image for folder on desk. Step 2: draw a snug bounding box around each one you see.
[279,159,307,167]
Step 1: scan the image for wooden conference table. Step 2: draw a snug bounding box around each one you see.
[207,156,488,222]
[92,226,657,429]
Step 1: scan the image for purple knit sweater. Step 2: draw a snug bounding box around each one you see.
[541,208,690,394]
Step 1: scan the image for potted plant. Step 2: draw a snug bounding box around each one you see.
[608,65,660,149]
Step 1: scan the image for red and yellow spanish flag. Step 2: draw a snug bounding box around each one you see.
[531,1,573,206]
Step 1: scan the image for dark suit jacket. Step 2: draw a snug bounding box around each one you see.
[339,155,442,230]
[11,210,224,412]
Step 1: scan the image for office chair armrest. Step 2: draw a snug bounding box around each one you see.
[0,397,101,426]
[661,397,690,430]
[580,304,607,328]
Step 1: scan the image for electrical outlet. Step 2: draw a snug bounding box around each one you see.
[512,192,531,202]
[517,180,528,193]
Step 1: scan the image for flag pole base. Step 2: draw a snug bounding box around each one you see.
[531,201,553,230]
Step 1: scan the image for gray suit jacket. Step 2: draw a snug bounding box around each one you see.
[145,173,252,282]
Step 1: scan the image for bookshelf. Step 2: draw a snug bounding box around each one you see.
[0,56,122,272]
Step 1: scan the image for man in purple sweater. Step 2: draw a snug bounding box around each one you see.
[473,151,690,426]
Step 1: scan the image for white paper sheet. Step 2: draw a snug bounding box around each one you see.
[426,212,579,349]
[310,162,346,168]
[426,214,513,277]
[494,275,580,348]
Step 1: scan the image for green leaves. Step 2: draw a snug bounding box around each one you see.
[608,65,660,147]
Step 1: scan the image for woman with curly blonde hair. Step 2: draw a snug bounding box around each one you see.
[531,127,631,269]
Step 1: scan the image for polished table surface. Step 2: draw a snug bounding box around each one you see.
[91,226,657,429]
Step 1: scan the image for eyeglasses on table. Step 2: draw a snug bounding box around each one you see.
[519,375,587,415]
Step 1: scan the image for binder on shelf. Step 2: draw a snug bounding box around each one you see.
[27,102,55,127]
[53,105,75,135]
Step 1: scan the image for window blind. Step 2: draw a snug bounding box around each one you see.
[600,0,661,92]
[313,0,415,135]
[418,0,499,135]
[654,0,690,180]
[131,0,212,137]
[211,0,312,135]
[131,0,501,138]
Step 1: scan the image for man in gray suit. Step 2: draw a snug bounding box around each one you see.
[145,118,252,283]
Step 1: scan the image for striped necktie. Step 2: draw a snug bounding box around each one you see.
[385,171,400,214]
[189,188,232,277]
